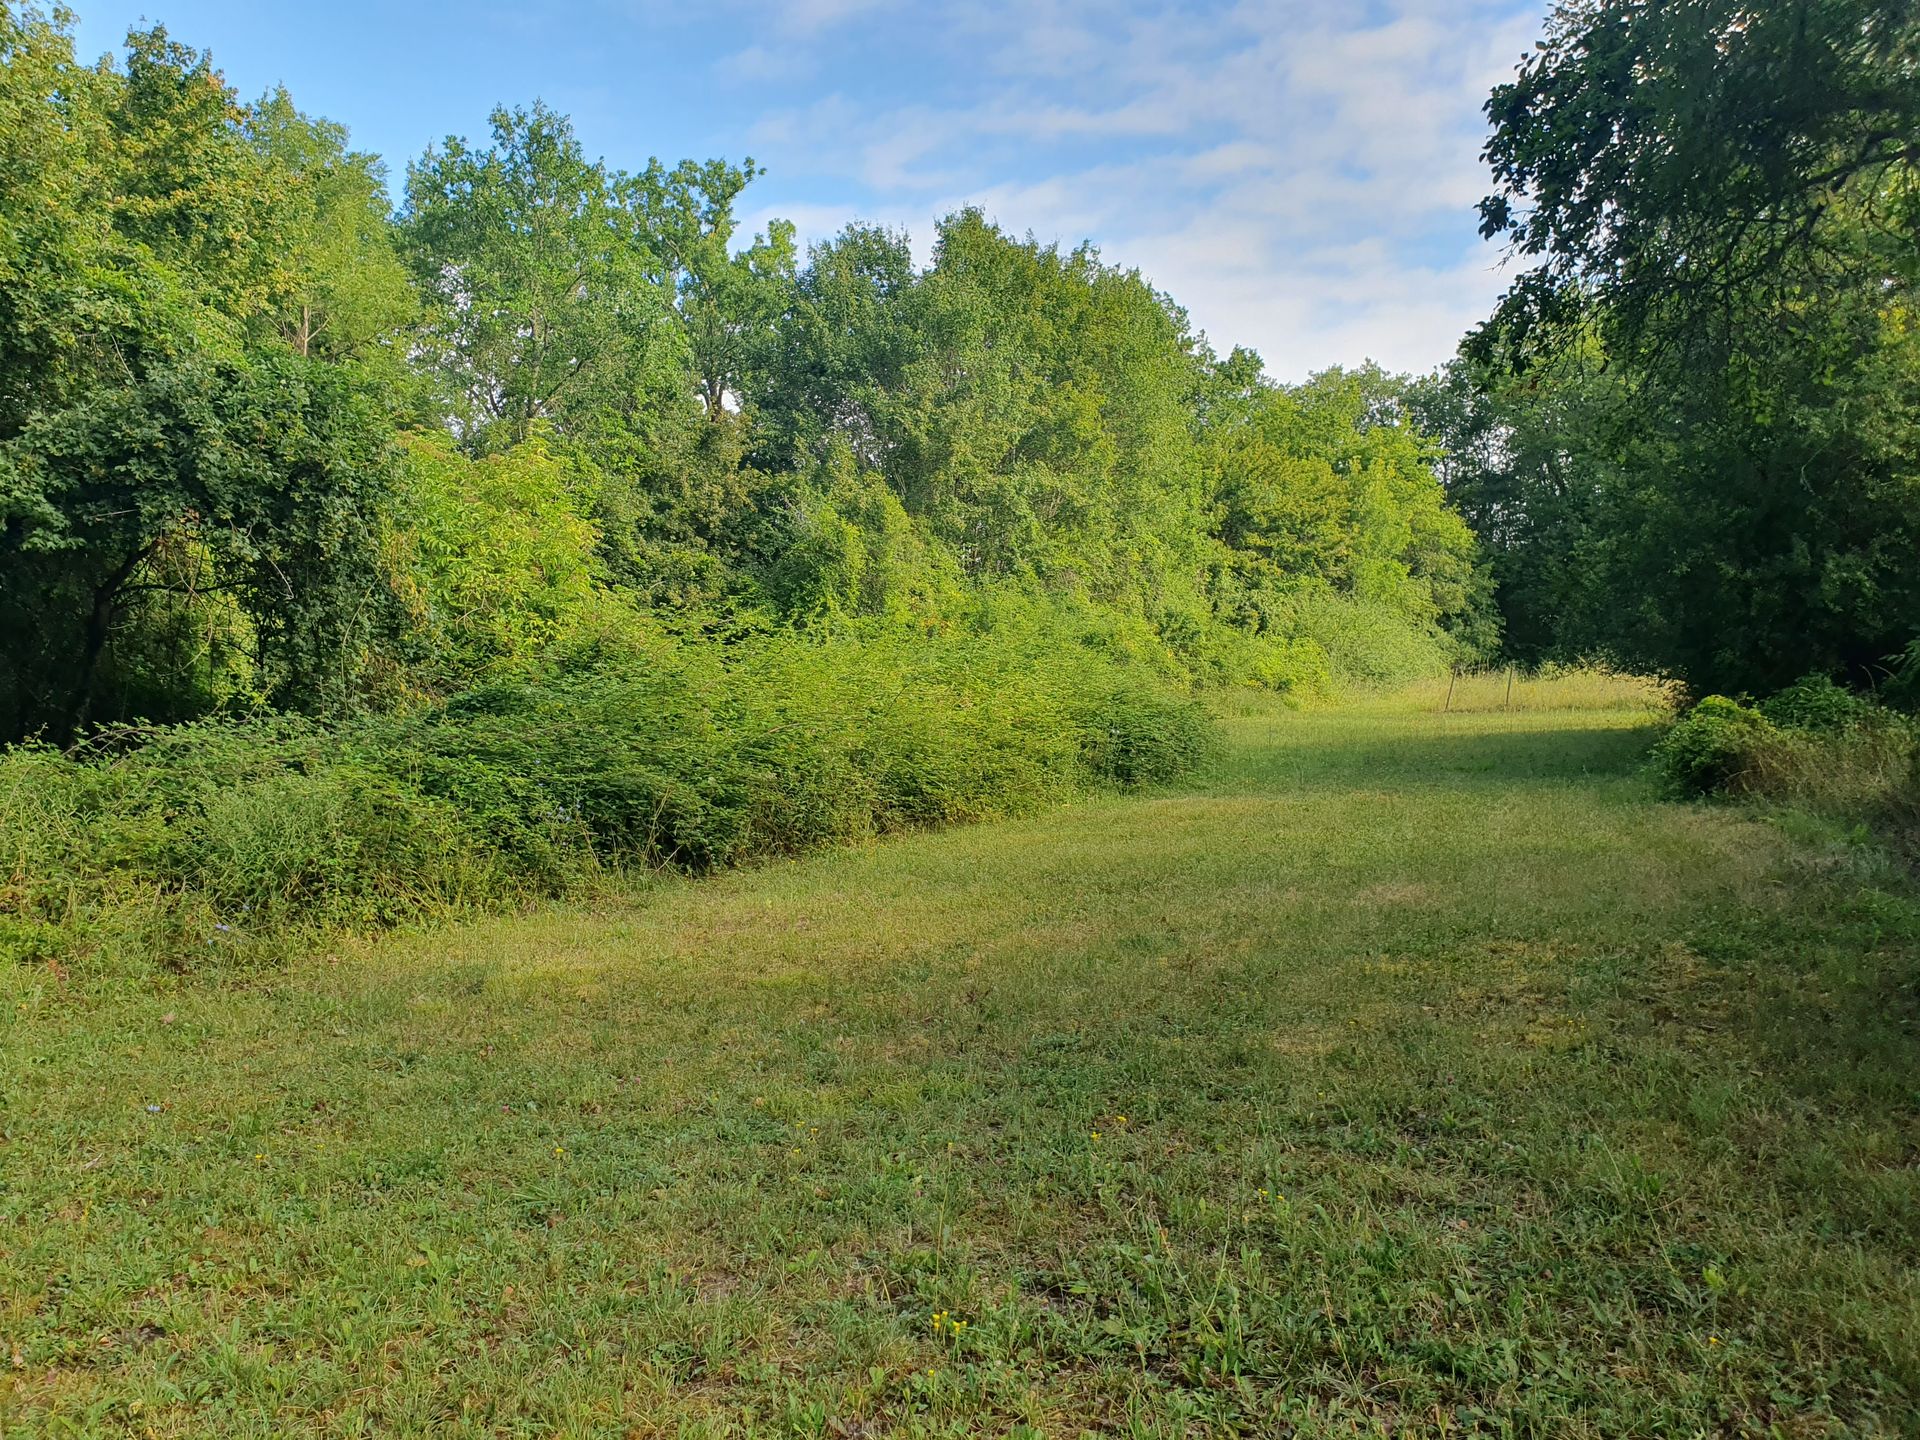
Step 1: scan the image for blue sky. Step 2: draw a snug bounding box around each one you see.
[68,0,1547,379]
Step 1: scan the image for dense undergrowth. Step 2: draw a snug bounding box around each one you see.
[1652,674,1920,856]
[0,619,1211,974]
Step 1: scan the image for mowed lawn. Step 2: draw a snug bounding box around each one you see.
[5,691,1918,1438]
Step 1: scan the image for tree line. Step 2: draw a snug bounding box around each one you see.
[0,6,1485,747]
[5,0,1914,755]
[1416,0,1919,700]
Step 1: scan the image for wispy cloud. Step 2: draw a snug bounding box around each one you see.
[715,44,813,84]
[728,0,1544,377]
[773,0,897,35]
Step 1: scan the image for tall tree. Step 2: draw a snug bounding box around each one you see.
[0,9,401,739]
[631,156,794,423]
[102,23,293,329]
[1469,0,1920,692]
[1205,366,1488,649]
[1478,0,1919,362]
[247,88,413,362]
[403,103,670,451]
[1402,346,1619,665]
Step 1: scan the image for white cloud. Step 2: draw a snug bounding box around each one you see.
[715,44,812,84]
[774,0,897,34]
[733,0,1547,377]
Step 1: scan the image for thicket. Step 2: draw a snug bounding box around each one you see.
[0,619,1210,970]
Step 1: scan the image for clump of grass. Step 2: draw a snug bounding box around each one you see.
[1742,723,1918,813]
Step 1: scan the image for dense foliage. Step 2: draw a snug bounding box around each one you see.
[0,5,1488,755]
[1651,676,1919,858]
[1432,0,1920,697]
[0,619,1211,969]
[0,5,1492,966]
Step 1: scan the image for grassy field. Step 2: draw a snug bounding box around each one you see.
[4,688,1918,1437]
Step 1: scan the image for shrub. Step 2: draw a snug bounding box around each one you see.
[1281,590,1450,691]
[1075,683,1216,785]
[1650,696,1775,797]
[1758,675,1884,734]
[1184,624,1336,695]
[0,621,1215,971]
[1653,681,1920,860]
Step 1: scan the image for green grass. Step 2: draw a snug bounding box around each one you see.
[4,694,1918,1437]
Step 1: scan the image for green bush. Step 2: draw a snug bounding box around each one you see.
[1649,696,1775,797]
[1281,590,1450,692]
[1758,675,1885,734]
[1652,682,1920,860]
[0,622,1214,971]
[0,719,510,970]
[1075,682,1216,786]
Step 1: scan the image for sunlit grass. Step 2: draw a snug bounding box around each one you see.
[1398,664,1680,715]
[3,692,1916,1437]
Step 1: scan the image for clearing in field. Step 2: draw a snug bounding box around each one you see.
[4,688,1918,1437]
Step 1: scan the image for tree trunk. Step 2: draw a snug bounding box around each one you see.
[63,545,152,743]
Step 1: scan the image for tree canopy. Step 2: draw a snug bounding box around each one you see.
[1454,0,1920,695]
[0,3,1492,743]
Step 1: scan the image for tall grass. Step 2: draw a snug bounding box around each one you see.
[0,621,1212,973]
[1407,665,1678,715]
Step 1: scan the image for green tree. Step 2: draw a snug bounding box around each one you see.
[386,430,607,689]
[1471,0,1920,692]
[758,212,1211,604]
[1478,0,1918,361]
[630,157,795,423]
[247,87,414,362]
[1204,366,1489,653]
[1402,346,1618,664]
[403,103,671,451]
[0,9,402,739]
[751,222,922,475]
[102,23,294,330]
[2,349,400,738]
